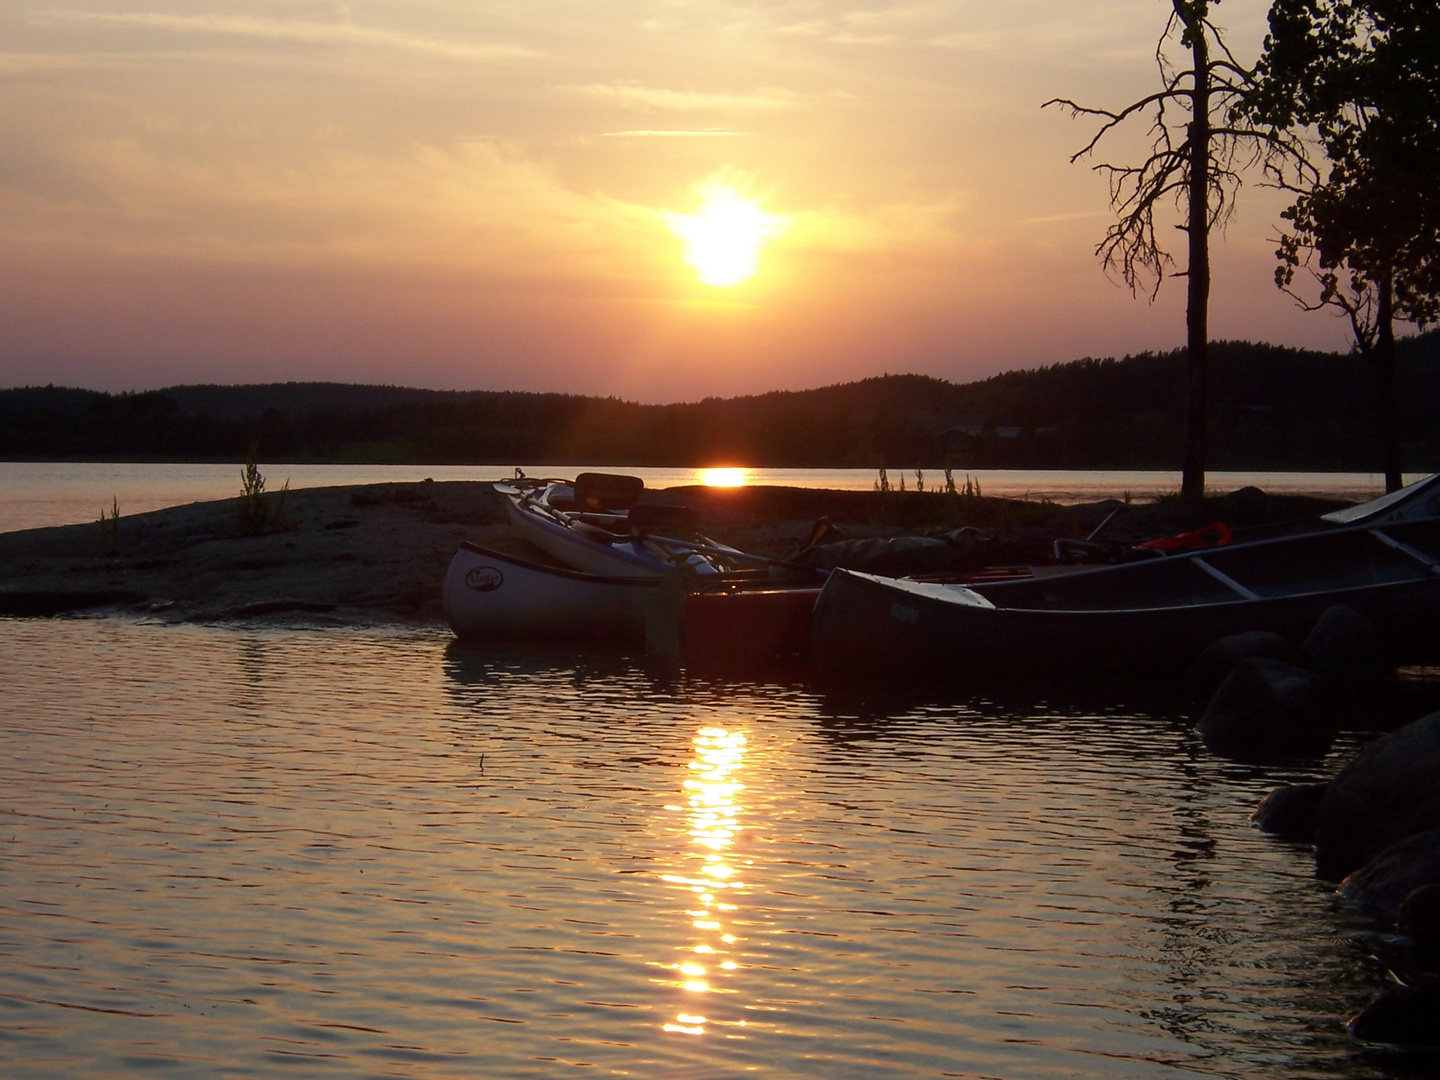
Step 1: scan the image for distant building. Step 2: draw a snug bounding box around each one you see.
[933,415,987,438]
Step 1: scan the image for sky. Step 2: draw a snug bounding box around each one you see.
[0,0,1364,401]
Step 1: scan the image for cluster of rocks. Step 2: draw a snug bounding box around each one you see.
[1258,710,1440,1046]
[1189,605,1440,1047]
[1193,605,1387,763]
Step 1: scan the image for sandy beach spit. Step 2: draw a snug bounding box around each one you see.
[0,479,1348,626]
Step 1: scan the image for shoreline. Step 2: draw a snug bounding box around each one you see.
[0,480,1351,627]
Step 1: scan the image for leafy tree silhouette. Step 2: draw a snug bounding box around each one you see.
[1246,0,1440,492]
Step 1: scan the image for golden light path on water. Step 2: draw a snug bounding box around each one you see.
[660,726,750,1038]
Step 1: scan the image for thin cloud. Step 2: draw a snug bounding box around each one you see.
[928,31,1003,51]
[601,130,751,138]
[1012,210,1111,226]
[574,83,800,110]
[30,11,539,62]
[0,52,91,74]
[830,34,900,46]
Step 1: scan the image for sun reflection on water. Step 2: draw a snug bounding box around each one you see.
[660,726,749,1037]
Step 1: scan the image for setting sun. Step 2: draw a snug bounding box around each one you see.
[699,467,747,487]
[667,180,783,287]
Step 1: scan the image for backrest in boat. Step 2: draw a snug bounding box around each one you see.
[574,472,645,511]
[627,502,698,538]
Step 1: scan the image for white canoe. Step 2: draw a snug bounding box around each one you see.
[443,542,676,644]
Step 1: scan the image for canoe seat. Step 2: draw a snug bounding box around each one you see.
[574,472,645,511]
[627,502,698,538]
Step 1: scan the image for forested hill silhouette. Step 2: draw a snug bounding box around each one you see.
[3,333,1437,469]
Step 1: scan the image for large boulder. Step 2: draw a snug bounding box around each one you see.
[1293,604,1387,694]
[1185,631,1291,700]
[1314,711,1440,881]
[1399,884,1440,953]
[1339,831,1440,918]
[1348,979,1440,1046]
[1198,658,1334,763]
[1250,782,1328,843]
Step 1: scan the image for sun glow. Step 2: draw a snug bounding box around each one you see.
[699,467,746,487]
[667,180,783,287]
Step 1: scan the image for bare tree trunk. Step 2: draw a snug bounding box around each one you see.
[1181,3,1211,502]
[1373,269,1403,492]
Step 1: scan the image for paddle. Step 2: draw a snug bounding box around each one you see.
[641,533,827,579]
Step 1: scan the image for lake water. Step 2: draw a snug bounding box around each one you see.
[0,617,1428,1078]
[0,462,1424,535]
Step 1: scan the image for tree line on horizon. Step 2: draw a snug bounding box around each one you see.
[2,334,1437,471]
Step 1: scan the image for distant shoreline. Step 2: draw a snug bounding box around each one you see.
[0,461,1406,536]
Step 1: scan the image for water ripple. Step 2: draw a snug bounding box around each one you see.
[0,619,1414,1078]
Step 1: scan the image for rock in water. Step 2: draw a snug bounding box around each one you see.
[1339,831,1440,918]
[1294,604,1387,694]
[1198,658,1334,763]
[1399,884,1440,953]
[1348,979,1440,1046]
[1314,711,1440,881]
[1185,631,1291,701]
[1251,782,1328,843]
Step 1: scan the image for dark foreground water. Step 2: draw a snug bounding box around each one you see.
[0,618,1429,1078]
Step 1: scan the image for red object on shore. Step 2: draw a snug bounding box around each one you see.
[1137,521,1233,553]
[683,585,822,658]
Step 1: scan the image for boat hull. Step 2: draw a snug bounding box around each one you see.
[810,518,1440,681]
[444,543,671,643]
[683,584,822,659]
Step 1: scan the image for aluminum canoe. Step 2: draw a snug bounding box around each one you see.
[808,516,1440,680]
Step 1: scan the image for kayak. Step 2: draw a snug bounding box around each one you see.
[495,473,746,578]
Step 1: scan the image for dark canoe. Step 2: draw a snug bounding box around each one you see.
[808,517,1440,681]
[683,581,822,659]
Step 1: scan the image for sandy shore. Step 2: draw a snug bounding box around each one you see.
[0,479,1350,626]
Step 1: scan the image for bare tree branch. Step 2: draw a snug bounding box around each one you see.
[1042,2,1310,499]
